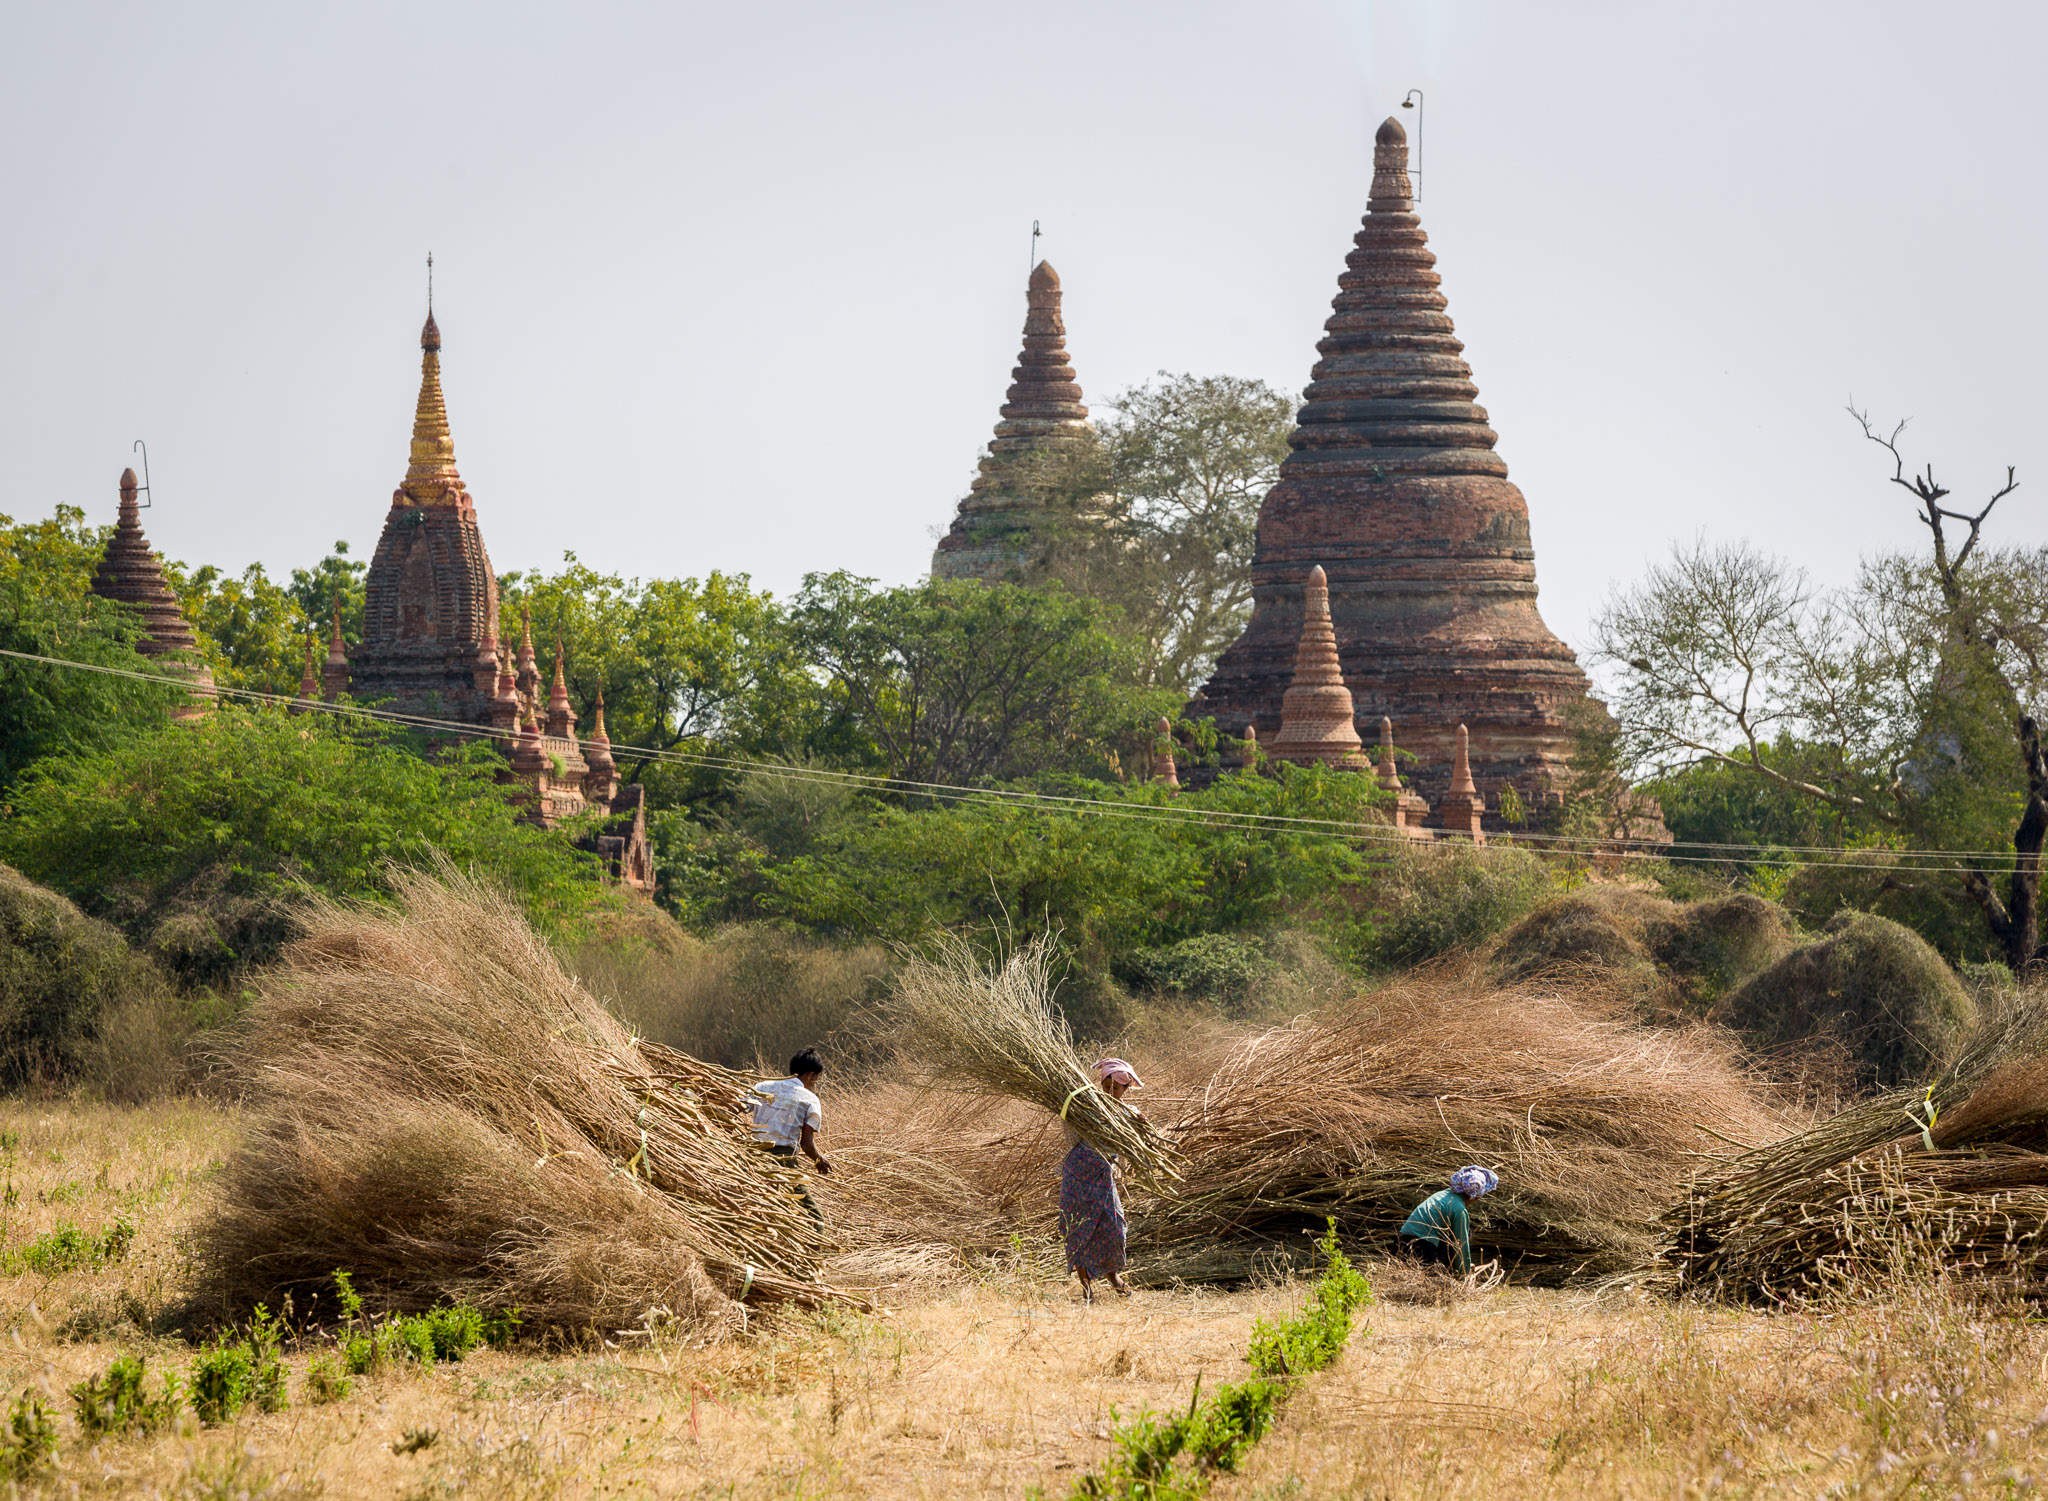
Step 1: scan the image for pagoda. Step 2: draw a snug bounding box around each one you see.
[1191,117,1594,823]
[90,468,215,716]
[931,261,1094,580]
[1263,565,1369,769]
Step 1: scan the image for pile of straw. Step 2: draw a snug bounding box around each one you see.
[1658,992,2048,1302]
[1130,972,1793,1283]
[191,866,852,1333]
[887,933,1180,1190]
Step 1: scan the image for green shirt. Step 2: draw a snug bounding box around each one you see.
[1400,1190,1472,1274]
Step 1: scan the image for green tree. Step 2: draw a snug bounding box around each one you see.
[1032,373,1296,694]
[0,708,610,982]
[788,573,1173,786]
[165,560,311,698]
[286,541,367,646]
[0,507,176,793]
[1593,412,2044,969]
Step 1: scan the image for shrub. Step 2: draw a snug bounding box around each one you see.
[573,923,891,1072]
[7,1216,134,1276]
[0,709,613,987]
[1365,842,1555,968]
[1122,934,1269,1010]
[0,1389,57,1478]
[304,1355,351,1405]
[1492,887,1797,1013]
[0,864,170,1087]
[71,1353,181,1437]
[188,1339,255,1425]
[1715,912,1975,1087]
[1245,1224,1373,1379]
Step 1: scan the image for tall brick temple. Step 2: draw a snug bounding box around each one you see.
[1191,117,1595,822]
[323,309,654,894]
[931,260,1093,580]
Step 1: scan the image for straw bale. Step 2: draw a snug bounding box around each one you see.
[190,865,851,1333]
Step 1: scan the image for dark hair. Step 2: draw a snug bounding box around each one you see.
[789,1047,825,1079]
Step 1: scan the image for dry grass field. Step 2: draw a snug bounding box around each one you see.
[0,1098,2044,1499]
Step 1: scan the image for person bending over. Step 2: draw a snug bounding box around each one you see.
[750,1048,832,1216]
[1397,1166,1498,1275]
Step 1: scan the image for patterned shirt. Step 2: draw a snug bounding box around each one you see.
[749,1077,822,1148]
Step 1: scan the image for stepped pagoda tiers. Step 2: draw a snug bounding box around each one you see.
[1190,117,1594,825]
[1263,566,1368,769]
[327,308,654,893]
[931,260,1093,580]
[91,468,215,716]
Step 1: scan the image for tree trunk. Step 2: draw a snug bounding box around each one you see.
[1964,715,2048,973]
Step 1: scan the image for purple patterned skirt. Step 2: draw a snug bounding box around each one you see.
[1059,1139,1127,1277]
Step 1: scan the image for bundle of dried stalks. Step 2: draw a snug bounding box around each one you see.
[888,933,1180,1190]
[1129,970,1792,1284]
[191,865,853,1332]
[1659,991,2048,1301]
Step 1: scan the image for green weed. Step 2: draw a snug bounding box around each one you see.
[6,1215,133,1275]
[0,1389,56,1478]
[71,1352,181,1437]
[304,1354,352,1405]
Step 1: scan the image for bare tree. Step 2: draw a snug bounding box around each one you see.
[1596,410,2044,969]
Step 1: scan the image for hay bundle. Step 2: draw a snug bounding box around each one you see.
[1659,990,2048,1301]
[1129,971,1793,1283]
[888,933,1179,1189]
[192,866,851,1332]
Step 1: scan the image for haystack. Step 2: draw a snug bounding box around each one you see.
[191,866,851,1334]
[1129,971,1793,1284]
[1659,988,2048,1303]
[1492,887,1796,1014]
[1711,912,1972,1088]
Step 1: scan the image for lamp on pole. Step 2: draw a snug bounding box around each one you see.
[1400,89,1424,201]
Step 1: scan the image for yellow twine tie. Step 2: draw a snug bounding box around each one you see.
[739,1264,756,1300]
[1060,1084,1094,1120]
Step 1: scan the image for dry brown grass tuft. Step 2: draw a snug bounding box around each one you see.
[189,864,851,1334]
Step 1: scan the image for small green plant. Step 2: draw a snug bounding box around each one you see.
[188,1337,255,1425]
[7,1215,134,1275]
[1061,1222,1370,1500]
[392,1425,439,1455]
[304,1354,352,1405]
[0,1389,56,1479]
[247,1303,288,1414]
[330,1269,512,1377]
[71,1352,181,1437]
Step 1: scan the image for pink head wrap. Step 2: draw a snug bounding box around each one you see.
[1091,1057,1143,1090]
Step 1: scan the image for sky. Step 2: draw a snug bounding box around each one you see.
[3,2,2042,663]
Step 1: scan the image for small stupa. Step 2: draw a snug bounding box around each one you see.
[90,468,215,715]
[1152,717,1180,789]
[1263,567,1368,768]
[1375,718,1434,839]
[931,260,1093,580]
[1437,725,1487,843]
[1191,116,1595,821]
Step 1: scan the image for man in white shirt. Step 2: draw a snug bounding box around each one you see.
[749,1048,831,1217]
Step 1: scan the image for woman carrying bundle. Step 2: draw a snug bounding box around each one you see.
[1060,1057,1142,1302]
[1397,1166,1498,1275]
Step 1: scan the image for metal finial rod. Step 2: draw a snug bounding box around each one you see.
[1030,219,1041,274]
[427,251,434,311]
[1400,90,1424,201]
[131,438,153,509]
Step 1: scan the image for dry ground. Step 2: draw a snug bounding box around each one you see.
[0,1102,2045,1499]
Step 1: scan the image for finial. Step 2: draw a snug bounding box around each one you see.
[119,468,138,504]
[1369,116,1414,213]
[1451,723,1476,794]
[427,251,434,312]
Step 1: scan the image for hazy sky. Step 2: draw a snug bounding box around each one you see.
[4,2,2042,662]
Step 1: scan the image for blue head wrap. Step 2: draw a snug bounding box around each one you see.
[1450,1165,1498,1198]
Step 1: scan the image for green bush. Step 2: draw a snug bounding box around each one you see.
[7,1216,134,1276]
[1365,842,1556,968]
[0,709,615,987]
[1715,911,1975,1087]
[1122,934,1270,1010]
[71,1353,181,1437]
[1491,887,1797,1013]
[188,1339,254,1425]
[0,864,172,1087]
[330,1269,510,1377]
[1245,1224,1373,1380]
[0,1389,57,1478]
[304,1354,352,1405]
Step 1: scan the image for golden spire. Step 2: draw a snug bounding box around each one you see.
[401,308,466,502]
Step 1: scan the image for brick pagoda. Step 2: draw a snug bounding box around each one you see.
[1191,117,1594,825]
[931,260,1093,581]
[91,468,215,716]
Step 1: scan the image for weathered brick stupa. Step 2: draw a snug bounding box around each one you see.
[346,310,502,724]
[1263,566,1367,769]
[931,261,1092,580]
[1191,117,1594,822]
[91,468,215,715]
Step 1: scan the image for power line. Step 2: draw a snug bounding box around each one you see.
[0,645,2033,877]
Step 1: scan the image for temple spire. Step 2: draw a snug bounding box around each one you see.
[90,467,215,716]
[1265,566,1366,767]
[1152,716,1179,789]
[584,685,617,806]
[321,595,349,700]
[400,306,465,504]
[1437,724,1486,842]
[547,632,576,739]
[292,634,319,712]
[931,259,1095,580]
[1368,115,1415,213]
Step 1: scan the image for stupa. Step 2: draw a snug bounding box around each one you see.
[90,468,215,715]
[346,309,503,723]
[1263,566,1368,768]
[931,261,1093,580]
[1190,116,1594,823]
